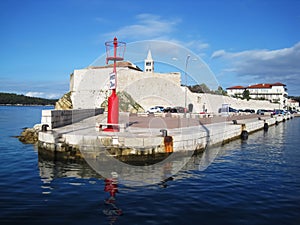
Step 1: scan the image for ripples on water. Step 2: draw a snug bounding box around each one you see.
[0,106,300,225]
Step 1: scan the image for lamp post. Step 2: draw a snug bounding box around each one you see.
[184,55,190,118]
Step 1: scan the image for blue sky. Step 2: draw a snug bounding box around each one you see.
[1,0,300,98]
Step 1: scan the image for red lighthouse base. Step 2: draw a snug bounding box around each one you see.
[104,90,119,132]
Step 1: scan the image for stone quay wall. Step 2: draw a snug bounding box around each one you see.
[41,108,104,129]
[38,114,293,159]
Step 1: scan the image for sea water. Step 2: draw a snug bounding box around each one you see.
[0,106,299,225]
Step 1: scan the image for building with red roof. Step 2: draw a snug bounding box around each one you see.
[226,83,288,108]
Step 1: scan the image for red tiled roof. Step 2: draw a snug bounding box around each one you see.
[248,82,286,89]
[248,83,272,89]
[227,82,286,90]
[226,85,245,89]
[87,61,143,71]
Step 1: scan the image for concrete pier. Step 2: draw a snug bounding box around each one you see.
[38,110,294,160]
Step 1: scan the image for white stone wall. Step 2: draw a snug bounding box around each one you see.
[70,66,282,114]
[193,93,280,114]
[70,66,181,110]
[41,108,104,129]
[287,99,300,110]
[227,88,244,96]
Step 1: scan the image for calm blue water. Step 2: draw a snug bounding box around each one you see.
[0,106,300,225]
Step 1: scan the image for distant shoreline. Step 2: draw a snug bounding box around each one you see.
[0,92,58,106]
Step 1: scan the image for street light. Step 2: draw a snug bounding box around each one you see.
[184,55,190,118]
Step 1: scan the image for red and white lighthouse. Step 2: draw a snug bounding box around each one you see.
[104,37,126,132]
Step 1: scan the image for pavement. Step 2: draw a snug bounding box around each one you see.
[127,113,264,128]
[49,113,269,139]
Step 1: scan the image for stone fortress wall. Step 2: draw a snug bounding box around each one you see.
[70,65,184,111]
[69,64,279,114]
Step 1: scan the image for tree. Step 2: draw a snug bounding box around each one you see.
[0,92,57,105]
[188,83,211,93]
[242,90,250,101]
[215,86,227,95]
[289,96,300,103]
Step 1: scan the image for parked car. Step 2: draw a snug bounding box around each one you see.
[156,106,164,112]
[174,106,185,113]
[229,107,238,113]
[244,109,255,113]
[257,109,267,115]
[163,107,173,113]
[147,106,164,113]
[163,106,185,113]
[218,107,238,113]
[273,109,285,115]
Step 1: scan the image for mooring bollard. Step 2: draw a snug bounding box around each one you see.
[241,130,248,140]
[160,129,173,153]
[241,124,248,140]
[160,129,168,137]
[264,123,269,131]
[164,136,173,153]
[41,124,49,132]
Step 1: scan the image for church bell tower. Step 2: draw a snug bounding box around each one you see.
[144,50,154,72]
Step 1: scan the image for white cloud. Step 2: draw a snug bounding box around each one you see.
[211,42,300,94]
[212,42,300,76]
[25,92,61,99]
[211,50,226,59]
[104,13,181,40]
[46,93,61,99]
[184,40,210,56]
[102,14,211,59]
[25,92,45,97]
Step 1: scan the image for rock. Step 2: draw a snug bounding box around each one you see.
[55,91,73,110]
[118,91,144,113]
[18,127,39,144]
[101,91,144,113]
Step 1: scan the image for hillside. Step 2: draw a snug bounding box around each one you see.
[0,92,57,105]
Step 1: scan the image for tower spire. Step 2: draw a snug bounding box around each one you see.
[144,49,154,72]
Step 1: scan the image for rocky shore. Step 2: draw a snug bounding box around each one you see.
[18,124,42,144]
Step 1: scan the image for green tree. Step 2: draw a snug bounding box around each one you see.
[188,83,211,93]
[0,92,57,105]
[242,90,250,101]
[215,86,227,95]
[289,96,300,103]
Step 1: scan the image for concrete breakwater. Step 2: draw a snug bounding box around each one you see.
[37,109,294,160]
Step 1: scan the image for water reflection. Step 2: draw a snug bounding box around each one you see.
[38,150,102,180]
[103,172,123,224]
[37,141,235,187]
[158,176,174,188]
[36,133,275,224]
